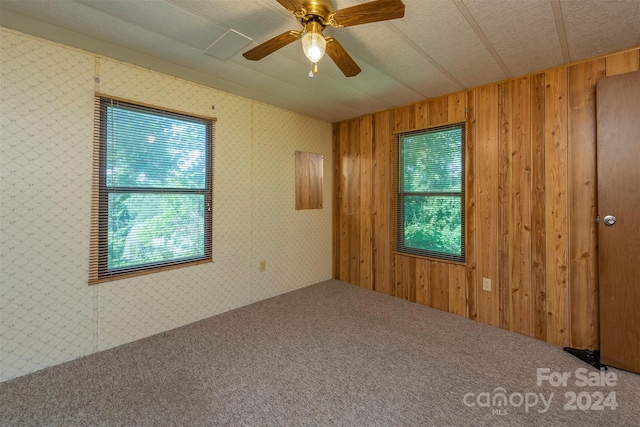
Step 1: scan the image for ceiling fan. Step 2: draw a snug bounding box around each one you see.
[243,0,405,77]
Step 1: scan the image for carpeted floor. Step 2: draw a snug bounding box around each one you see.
[1,279,639,426]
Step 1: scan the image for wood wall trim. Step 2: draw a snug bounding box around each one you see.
[391,119,466,135]
[391,251,466,266]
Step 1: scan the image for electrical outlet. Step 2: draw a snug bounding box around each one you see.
[259,261,266,272]
[482,277,491,291]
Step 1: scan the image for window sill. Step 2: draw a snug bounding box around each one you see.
[392,251,467,266]
[88,258,212,285]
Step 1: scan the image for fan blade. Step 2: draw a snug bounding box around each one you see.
[331,0,405,28]
[243,30,301,61]
[325,37,361,77]
[276,0,305,14]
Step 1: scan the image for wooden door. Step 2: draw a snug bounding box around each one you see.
[596,70,640,373]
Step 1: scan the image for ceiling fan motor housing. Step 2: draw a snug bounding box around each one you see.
[297,0,333,23]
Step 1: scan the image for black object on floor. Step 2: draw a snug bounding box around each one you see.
[563,347,607,370]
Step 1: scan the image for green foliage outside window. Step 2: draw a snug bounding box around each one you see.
[398,125,464,261]
[107,193,205,270]
[100,100,212,275]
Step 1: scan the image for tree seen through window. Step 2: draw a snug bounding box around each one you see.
[89,98,213,283]
[398,124,465,261]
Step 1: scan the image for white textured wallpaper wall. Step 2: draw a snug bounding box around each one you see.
[0,28,333,382]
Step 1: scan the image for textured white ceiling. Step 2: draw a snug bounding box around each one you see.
[1,0,639,122]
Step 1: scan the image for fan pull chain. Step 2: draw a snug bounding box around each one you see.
[309,61,314,78]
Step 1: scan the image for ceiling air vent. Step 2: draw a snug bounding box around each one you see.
[204,29,252,61]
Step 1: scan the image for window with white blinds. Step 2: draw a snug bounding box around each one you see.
[89,96,215,284]
[397,123,465,262]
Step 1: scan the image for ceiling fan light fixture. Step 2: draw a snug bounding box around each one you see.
[244,0,405,78]
[301,21,326,64]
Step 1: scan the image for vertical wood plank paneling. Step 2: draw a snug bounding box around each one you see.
[416,259,430,306]
[332,48,639,349]
[295,152,323,210]
[296,151,309,209]
[466,90,478,321]
[348,118,361,286]
[498,82,512,330]
[531,73,547,341]
[389,112,399,269]
[568,59,605,348]
[373,111,394,295]
[544,68,570,346]
[332,124,341,279]
[339,121,351,282]
[430,261,450,312]
[476,85,500,327]
[394,105,416,133]
[394,254,407,300]
[309,153,323,208]
[408,258,417,303]
[605,50,640,76]
[449,264,467,317]
[303,152,311,208]
[510,77,533,337]
[448,92,466,123]
[359,116,373,290]
[416,100,429,129]
[428,97,449,126]
[394,254,416,301]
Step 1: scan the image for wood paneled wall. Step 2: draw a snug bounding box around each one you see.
[332,48,640,348]
[295,151,323,210]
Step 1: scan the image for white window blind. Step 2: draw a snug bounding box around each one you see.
[89,96,215,284]
[397,123,465,262]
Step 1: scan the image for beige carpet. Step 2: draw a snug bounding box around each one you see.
[1,279,639,426]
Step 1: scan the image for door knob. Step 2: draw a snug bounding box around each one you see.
[603,215,616,226]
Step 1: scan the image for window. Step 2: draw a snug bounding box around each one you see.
[397,123,465,262]
[89,96,214,284]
